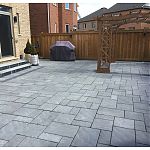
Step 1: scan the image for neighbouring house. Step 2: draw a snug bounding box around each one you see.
[78,7,108,31]
[29,3,78,35]
[78,3,150,31]
[0,3,31,63]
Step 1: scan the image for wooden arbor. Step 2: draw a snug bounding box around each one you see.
[97,9,150,73]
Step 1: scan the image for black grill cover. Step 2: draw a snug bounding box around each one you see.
[50,41,76,61]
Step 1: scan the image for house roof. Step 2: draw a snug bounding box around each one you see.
[78,7,108,22]
[78,3,150,23]
[104,3,148,14]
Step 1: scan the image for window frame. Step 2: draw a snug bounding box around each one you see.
[65,3,70,10]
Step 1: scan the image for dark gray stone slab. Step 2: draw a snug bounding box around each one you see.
[111,127,135,146]
[72,127,100,147]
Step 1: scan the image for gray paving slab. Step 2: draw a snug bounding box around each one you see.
[98,130,111,145]
[57,137,73,147]
[75,108,96,122]
[114,117,134,129]
[95,114,114,121]
[125,111,144,121]
[72,127,100,147]
[54,105,73,113]
[97,107,124,117]
[72,120,91,127]
[38,103,57,111]
[54,113,75,124]
[39,132,62,143]
[135,120,146,131]
[0,139,8,147]
[4,135,25,147]
[92,118,113,131]
[101,99,117,109]
[45,122,79,138]
[111,127,135,146]
[32,111,59,126]
[136,131,150,145]
[0,60,149,147]
[18,137,57,147]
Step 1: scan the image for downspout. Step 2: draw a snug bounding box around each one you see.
[47,3,50,33]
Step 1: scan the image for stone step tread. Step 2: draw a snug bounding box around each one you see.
[0,60,28,70]
[0,63,31,76]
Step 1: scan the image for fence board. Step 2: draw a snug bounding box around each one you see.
[31,30,150,61]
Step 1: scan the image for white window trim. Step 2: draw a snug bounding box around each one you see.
[54,23,57,33]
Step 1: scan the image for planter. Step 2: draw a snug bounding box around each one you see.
[25,54,31,62]
[30,54,39,66]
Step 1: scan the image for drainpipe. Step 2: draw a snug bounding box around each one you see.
[47,3,50,33]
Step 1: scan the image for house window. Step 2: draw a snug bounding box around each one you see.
[65,24,70,33]
[83,23,86,29]
[53,3,57,6]
[65,3,70,10]
[16,13,21,34]
[54,23,57,33]
[74,3,77,12]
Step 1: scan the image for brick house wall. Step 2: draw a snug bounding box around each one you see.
[29,3,48,35]
[59,3,77,33]
[29,3,78,34]
[0,3,31,60]
[49,3,59,33]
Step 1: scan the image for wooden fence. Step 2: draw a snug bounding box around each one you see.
[31,30,150,61]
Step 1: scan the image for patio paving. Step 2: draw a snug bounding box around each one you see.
[0,60,150,147]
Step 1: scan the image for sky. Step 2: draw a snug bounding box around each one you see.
[77,0,150,18]
[2,0,150,18]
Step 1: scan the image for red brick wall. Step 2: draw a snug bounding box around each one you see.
[29,3,48,35]
[59,3,78,33]
[49,4,59,33]
[29,3,78,34]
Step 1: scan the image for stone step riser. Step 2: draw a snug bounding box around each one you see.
[0,64,31,78]
[0,61,28,71]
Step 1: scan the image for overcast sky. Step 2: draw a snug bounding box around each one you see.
[77,0,150,19]
[3,0,150,18]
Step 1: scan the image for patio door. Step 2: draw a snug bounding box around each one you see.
[0,6,14,58]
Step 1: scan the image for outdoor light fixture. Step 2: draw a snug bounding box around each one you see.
[14,16,17,23]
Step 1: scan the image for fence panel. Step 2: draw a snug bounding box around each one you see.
[31,30,150,61]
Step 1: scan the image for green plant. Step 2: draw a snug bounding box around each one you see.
[30,44,38,55]
[24,40,31,54]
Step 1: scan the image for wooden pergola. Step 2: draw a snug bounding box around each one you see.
[97,9,150,73]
